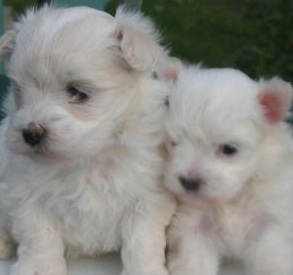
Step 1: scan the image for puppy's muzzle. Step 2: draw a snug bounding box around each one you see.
[22,123,47,147]
[179,176,203,192]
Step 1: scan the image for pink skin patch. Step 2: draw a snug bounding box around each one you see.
[86,163,107,185]
[259,91,286,124]
[195,217,213,236]
[162,69,179,84]
[248,212,274,240]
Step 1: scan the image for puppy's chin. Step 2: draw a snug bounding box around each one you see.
[170,188,243,207]
[174,193,226,207]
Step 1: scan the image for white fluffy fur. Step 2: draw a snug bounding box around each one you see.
[0,6,175,275]
[163,65,293,275]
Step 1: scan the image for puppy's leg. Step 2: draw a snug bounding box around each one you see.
[0,212,16,259]
[120,201,174,275]
[0,228,16,259]
[167,207,219,275]
[10,205,66,275]
[245,225,293,275]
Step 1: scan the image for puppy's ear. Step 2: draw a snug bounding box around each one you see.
[0,29,19,60]
[114,7,164,71]
[157,57,184,84]
[0,5,52,60]
[258,78,293,124]
[0,11,32,60]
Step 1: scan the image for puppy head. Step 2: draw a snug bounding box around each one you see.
[0,6,165,161]
[163,66,293,203]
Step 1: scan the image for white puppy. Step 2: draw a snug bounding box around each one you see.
[0,5,175,275]
[163,65,293,275]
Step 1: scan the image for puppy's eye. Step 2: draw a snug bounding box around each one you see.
[66,85,89,103]
[219,144,238,156]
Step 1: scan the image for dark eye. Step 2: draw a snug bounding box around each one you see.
[219,144,238,156]
[66,85,89,103]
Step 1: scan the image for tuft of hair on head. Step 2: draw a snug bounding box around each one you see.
[113,6,165,72]
[0,28,19,60]
[258,77,293,124]
[0,4,53,61]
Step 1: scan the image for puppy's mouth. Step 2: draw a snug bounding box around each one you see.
[18,140,50,157]
[31,144,48,155]
[21,142,72,162]
[175,189,228,206]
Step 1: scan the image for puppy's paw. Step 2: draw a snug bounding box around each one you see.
[10,258,67,275]
[0,233,16,259]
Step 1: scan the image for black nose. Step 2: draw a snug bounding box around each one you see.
[22,123,47,147]
[179,176,201,192]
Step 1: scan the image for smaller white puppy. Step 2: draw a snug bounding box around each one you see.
[163,65,293,275]
[0,5,175,275]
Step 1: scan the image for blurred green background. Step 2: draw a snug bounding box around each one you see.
[2,0,293,82]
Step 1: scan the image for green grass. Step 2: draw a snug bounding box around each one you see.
[107,0,252,68]
[4,0,35,15]
[4,0,293,82]
[107,0,292,82]
[143,0,249,67]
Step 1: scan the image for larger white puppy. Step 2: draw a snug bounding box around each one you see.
[0,6,175,275]
[163,66,293,275]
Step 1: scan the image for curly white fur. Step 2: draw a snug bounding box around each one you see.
[163,65,293,275]
[0,6,175,275]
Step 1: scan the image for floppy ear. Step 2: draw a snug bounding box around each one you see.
[258,78,293,124]
[156,57,184,84]
[0,5,52,61]
[0,29,19,60]
[114,6,164,71]
[0,10,33,61]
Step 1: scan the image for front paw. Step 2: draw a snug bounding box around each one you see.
[10,258,67,275]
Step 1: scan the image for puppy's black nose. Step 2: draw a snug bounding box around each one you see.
[179,176,201,192]
[22,123,47,147]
